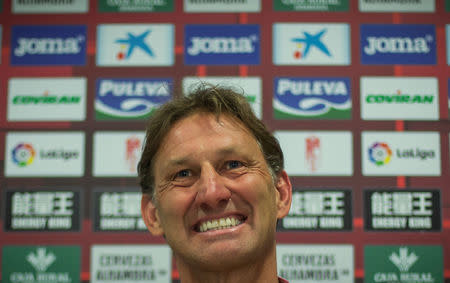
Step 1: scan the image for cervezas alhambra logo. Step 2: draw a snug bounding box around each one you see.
[389,247,418,272]
[27,247,56,272]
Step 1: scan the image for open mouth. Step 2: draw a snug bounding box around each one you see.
[194,215,247,233]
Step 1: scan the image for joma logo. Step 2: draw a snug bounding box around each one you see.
[364,35,432,55]
[14,36,85,57]
[187,35,257,56]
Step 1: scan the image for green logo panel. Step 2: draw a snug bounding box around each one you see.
[98,0,174,12]
[273,0,349,11]
[446,0,450,11]
[2,245,80,283]
[364,245,443,283]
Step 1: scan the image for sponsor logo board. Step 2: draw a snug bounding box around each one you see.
[277,244,354,283]
[359,0,435,12]
[93,188,146,232]
[364,245,443,283]
[95,78,172,120]
[274,0,349,11]
[362,132,441,176]
[182,76,262,118]
[360,76,438,120]
[274,77,351,119]
[98,0,173,12]
[364,189,441,232]
[2,245,80,283]
[4,188,82,232]
[360,24,436,65]
[273,23,350,65]
[11,25,87,66]
[93,132,144,177]
[5,132,85,177]
[184,0,260,12]
[96,24,174,66]
[447,0,450,11]
[12,0,88,13]
[8,77,87,121]
[91,245,171,283]
[275,131,353,176]
[278,189,352,231]
[184,24,260,65]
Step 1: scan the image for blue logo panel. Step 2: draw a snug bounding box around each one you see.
[11,25,87,66]
[360,24,436,65]
[184,24,260,65]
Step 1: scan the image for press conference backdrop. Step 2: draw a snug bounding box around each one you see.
[0,0,449,283]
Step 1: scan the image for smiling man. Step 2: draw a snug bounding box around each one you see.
[139,85,292,283]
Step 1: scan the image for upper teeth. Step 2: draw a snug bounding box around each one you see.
[199,217,241,232]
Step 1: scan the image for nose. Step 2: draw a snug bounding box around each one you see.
[195,163,232,210]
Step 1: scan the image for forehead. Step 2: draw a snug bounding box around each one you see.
[154,112,259,162]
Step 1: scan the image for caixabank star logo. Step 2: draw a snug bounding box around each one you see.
[96,24,174,66]
[273,23,350,65]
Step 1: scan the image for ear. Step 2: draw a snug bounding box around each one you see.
[141,194,164,236]
[274,170,292,219]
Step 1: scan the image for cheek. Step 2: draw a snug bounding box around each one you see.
[157,191,195,226]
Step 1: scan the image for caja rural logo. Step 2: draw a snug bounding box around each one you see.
[12,143,36,167]
[369,142,392,166]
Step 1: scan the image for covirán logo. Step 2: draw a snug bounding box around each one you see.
[12,143,36,167]
[369,142,392,166]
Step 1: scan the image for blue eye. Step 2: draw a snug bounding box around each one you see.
[175,170,191,178]
[226,160,242,169]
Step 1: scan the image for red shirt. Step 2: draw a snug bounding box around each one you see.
[278,277,289,283]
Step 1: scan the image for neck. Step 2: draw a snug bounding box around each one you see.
[175,244,279,283]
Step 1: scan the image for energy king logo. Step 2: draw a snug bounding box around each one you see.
[368,142,392,166]
[360,24,436,65]
[11,25,87,66]
[184,24,260,65]
[12,143,36,167]
[364,189,441,232]
[274,77,351,119]
[97,24,174,66]
[273,23,350,65]
[95,78,172,120]
[2,245,80,283]
[278,189,352,231]
[364,245,443,283]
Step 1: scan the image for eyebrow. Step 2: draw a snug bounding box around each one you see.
[165,147,242,168]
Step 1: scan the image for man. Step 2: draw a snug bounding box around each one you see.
[139,85,292,283]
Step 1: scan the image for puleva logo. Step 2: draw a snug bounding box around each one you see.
[95,78,172,120]
[97,24,174,66]
[12,143,36,167]
[360,24,436,65]
[368,142,392,166]
[273,23,350,65]
[273,77,351,119]
[184,24,260,65]
[11,25,87,66]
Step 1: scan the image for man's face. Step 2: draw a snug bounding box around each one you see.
[141,112,291,270]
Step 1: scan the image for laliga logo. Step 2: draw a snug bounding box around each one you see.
[12,143,36,167]
[369,142,392,166]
